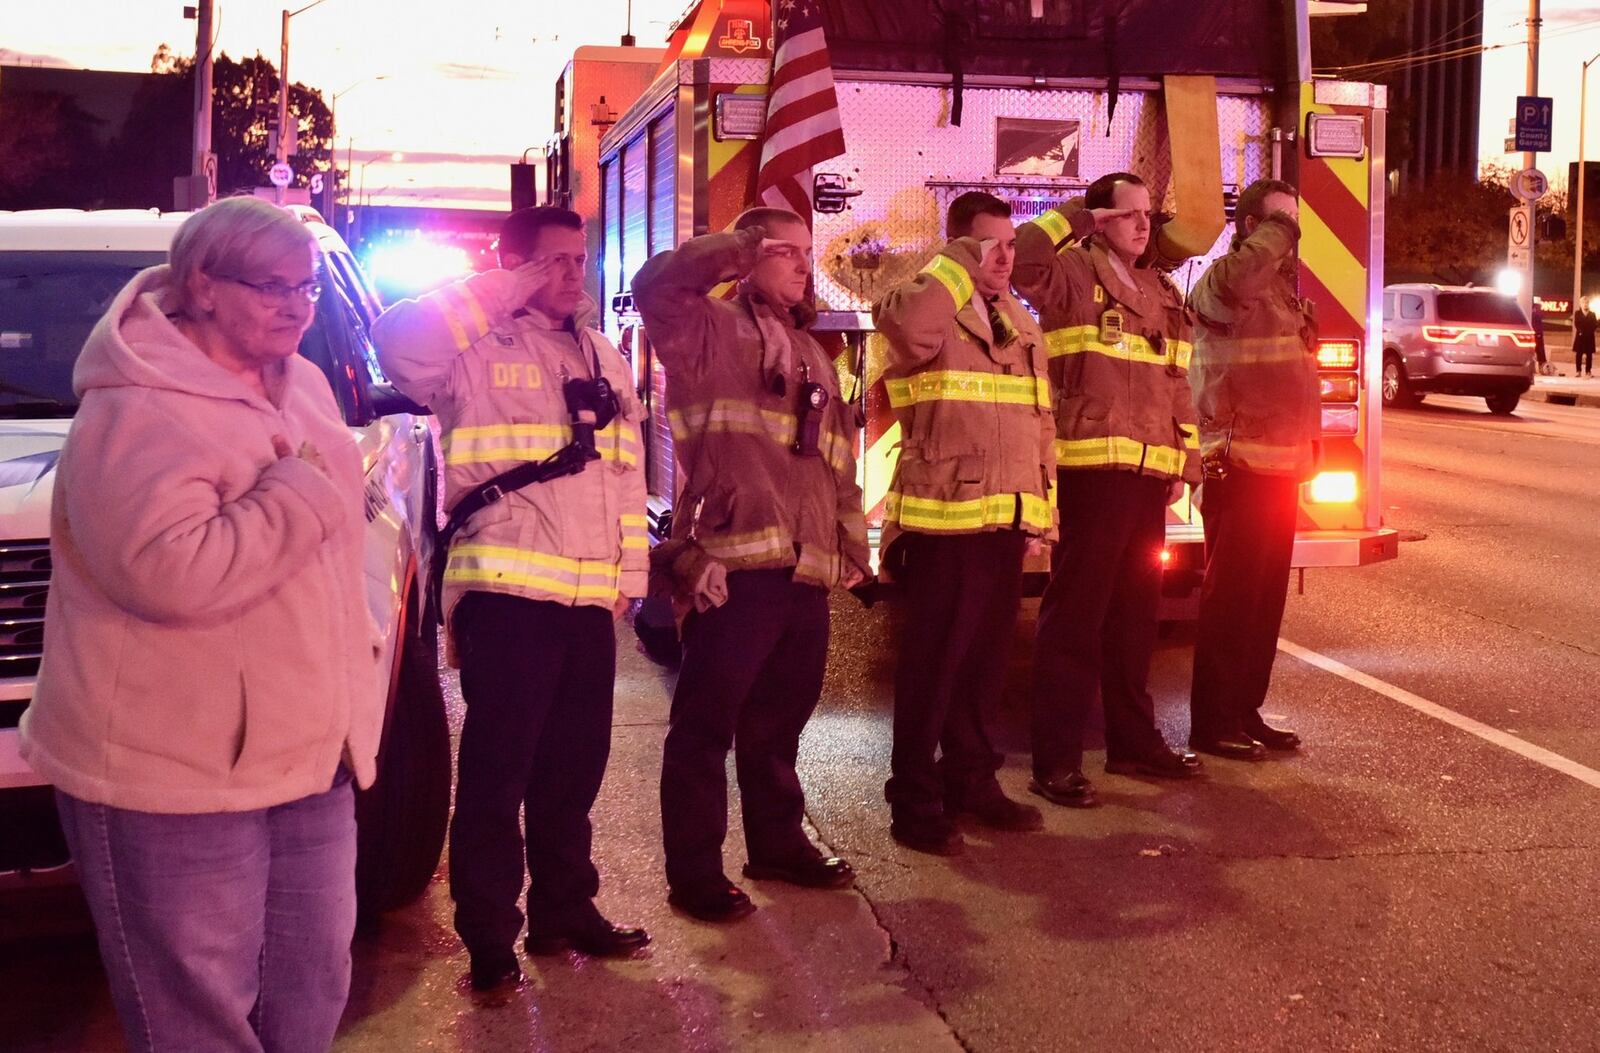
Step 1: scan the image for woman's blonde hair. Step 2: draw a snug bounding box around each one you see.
[166,195,318,316]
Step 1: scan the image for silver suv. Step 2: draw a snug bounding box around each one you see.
[0,207,449,915]
[1380,283,1537,415]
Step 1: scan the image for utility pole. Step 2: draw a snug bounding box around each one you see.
[1520,0,1541,328]
[173,0,215,210]
[1577,53,1598,318]
[276,8,291,205]
[274,1,330,205]
[193,0,215,204]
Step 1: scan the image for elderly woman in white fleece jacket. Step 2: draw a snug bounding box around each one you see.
[20,196,380,1053]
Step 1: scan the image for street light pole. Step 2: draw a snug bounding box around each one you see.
[357,153,397,212]
[275,0,333,204]
[329,76,386,229]
[1576,52,1599,317]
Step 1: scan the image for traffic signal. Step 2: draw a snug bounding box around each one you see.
[1539,212,1567,241]
[510,164,537,211]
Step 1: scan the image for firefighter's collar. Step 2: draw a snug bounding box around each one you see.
[955,290,1023,356]
[509,292,600,334]
[736,283,816,331]
[1088,242,1153,314]
[955,294,994,346]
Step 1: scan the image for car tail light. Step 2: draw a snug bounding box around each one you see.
[1509,331,1537,349]
[1422,325,1466,343]
[1319,375,1360,402]
[1308,470,1359,504]
[1320,405,1359,434]
[1316,339,1360,369]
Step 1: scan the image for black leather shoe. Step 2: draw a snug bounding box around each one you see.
[668,880,757,923]
[468,955,523,993]
[525,919,651,958]
[1190,734,1267,762]
[743,854,855,889]
[1105,749,1204,779]
[1028,770,1100,808]
[1244,720,1302,752]
[890,813,965,855]
[952,782,1045,831]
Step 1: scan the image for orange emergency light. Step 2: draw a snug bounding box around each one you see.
[1308,470,1359,504]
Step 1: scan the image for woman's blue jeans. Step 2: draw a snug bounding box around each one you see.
[55,772,357,1053]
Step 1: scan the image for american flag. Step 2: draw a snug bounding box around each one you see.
[755,0,846,219]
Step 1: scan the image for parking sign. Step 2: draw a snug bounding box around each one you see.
[1515,96,1553,152]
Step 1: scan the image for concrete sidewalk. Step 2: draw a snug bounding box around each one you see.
[1525,372,1600,408]
[333,619,963,1053]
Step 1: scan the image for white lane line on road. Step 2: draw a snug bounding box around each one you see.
[1277,638,1600,791]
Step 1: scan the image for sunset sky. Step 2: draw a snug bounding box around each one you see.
[4,1,1600,209]
[1,0,690,208]
[1477,0,1600,191]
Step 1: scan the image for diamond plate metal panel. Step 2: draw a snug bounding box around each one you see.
[1313,80,1381,108]
[702,58,770,85]
[813,82,1273,309]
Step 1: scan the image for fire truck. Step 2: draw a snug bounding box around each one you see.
[550,0,1399,610]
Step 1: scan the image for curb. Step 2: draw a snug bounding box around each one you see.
[1526,388,1600,408]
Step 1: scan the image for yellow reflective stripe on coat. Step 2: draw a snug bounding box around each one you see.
[668,399,851,475]
[443,421,640,467]
[1225,438,1303,467]
[1045,325,1193,370]
[885,490,1054,533]
[1032,208,1073,246]
[1054,436,1185,475]
[792,543,840,586]
[436,282,490,352]
[885,370,1050,410]
[436,288,473,352]
[697,526,791,563]
[921,254,975,309]
[1193,334,1310,366]
[620,513,649,552]
[449,281,491,341]
[444,544,621,601]
[1178,423,1201,450]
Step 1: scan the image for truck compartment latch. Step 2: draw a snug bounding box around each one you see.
[813,173,861,214]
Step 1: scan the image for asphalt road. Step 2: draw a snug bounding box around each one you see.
[4,395,1598,1052]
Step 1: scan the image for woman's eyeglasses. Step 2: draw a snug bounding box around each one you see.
[217,276,324,306]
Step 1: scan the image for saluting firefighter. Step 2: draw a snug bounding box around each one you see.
[372,206,649,992]
[1012,172,1205,808]
[1186,178,1319,760]
[632,207,871,924]
[873,192,1057,856]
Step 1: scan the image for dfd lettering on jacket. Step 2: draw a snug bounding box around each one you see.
[490,360,543,389]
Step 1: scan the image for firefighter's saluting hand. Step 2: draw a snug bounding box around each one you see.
[503,254,564,306]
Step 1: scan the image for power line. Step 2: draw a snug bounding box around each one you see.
[1315,4,1487,79]
[1318,17,1600,79]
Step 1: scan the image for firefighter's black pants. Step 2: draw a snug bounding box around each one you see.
[448,592,615,958]
[661,569,830,891]
[1189,468,1300,740]
[884,529,1026,820]
[1032,469,1170,776]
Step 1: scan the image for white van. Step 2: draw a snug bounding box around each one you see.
[0,206,450,914]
